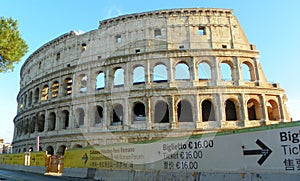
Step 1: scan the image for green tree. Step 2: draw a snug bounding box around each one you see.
[0,16,28,73]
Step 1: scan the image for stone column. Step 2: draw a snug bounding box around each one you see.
[215,93,223,128]
[234,57,242,86]
[170,96,177,129]
[239,94,247,126]
[211,57,220,86]
[259,94,268,123]
[277,95,285,122]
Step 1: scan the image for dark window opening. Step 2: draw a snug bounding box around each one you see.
[37,114,45,132]
[222,45,227,49]
[95,106,103,124]
[202,100,215,121]
[177,100,193,122]
[154,29,162,37]
[198,27,205,35]
[179,45,185,50]
[48,112,56,131]
[225,100,237,121]
[77,108,85,126]
[154,101,169,123]
[116,35,122,43]
[56,52,60,60]
[133,103,146,121]
[112,104,123,125]
[46,146,54,155]
[62,110,69,129]
[135,48,141,54]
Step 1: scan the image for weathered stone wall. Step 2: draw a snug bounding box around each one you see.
[13,8,290,154]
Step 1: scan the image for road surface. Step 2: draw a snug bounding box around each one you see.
[0,169,92,181]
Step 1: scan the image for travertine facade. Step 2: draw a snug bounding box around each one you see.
[13,8,290,155]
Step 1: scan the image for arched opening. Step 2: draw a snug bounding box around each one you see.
[76,108,85,126]
[133,102,146,121]
[175,62,190,80]
[23,148,27,152]
[198,62,212,80]
[177,100,193,122]
[28,147,34,152]
[41,85,49,101]
[51,81,59,98]
[73,144,83,149]
[30,116,36,133]
[39,146,43,151]
[202,100,215,121]
[28,91,32,106]
[64,77,72,95]
[24,94,27,108]
[220,62,233,81]
[133,66,145,85]
[46,146,54,155]
[112,104,123,125]
[225,99,237,121]
[95,106,103,125]
[114,68,124,87]
[34,88,39,103]
[57,145,67,155]
[247,99,262,120]
[242,62,255,82]
[61,110,69,129]
[37,114,45,132]
[154,101,169,123]
[96,72,105,90]
[48,112,56,131]
[79,74,88,93]
[153,64,168,83]
[267,100,280,121]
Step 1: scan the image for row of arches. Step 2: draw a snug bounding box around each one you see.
[15,144,74,155]
[18,60,256,110]
[15,97,280,137]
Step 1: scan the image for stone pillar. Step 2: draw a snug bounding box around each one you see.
[170,96,177,129]
[147,97,152,129]
[253,58,261,84]
[44,110,49,132]
[259,94,268,122]
[277,95,285,122]
[215,93,223,128]
[239,94,247,126]
[211,57,220,86]
[234,57,243,86]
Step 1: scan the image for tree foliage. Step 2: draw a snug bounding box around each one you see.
[0,16,28,73]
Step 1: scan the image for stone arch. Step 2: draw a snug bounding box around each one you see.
[154,101,169,123]
[76,108,85,126]
[46,146,54,155]
[133,102,146,122]
[225,99,238,121]
[72,144,83,149]
[201,99,215,121]
[34,87,39,103]
[57,145,67,155]
[133,66,145,85]
[95,105,103,125]
[114,67,125,87]
[64,77,72,95]
[28,91,33,106]
[153,63,168,82]
[96,71,105,90]
[198,61,212,80]
[28,147,34,152]
[112,103,123,125]
[61,110,69,129]
[37,113,45,132]
[30,116,36,133]
[48,112,56,131]
[220,61,233,81]
[79,74,88,93]
[177,99,193,122]
[267,100,280,121]
[41,85,49,101]
[242,61,255,81]
[247,98,262,120]
[51,81,59,98]
[175,62,190,80]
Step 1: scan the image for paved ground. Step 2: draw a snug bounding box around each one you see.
[0,169,93,181]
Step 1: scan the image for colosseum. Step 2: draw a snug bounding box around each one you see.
[12,8,291,155]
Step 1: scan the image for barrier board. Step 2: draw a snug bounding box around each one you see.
[65,121,300,173]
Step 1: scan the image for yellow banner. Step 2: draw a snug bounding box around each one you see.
[30,151,46,166]
[64,147,130,169]
[12,154,24,165]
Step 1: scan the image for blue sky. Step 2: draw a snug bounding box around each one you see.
[1,0,299,143]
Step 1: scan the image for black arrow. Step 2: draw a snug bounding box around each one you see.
[243,139,272,165]
[82,153,88,164]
